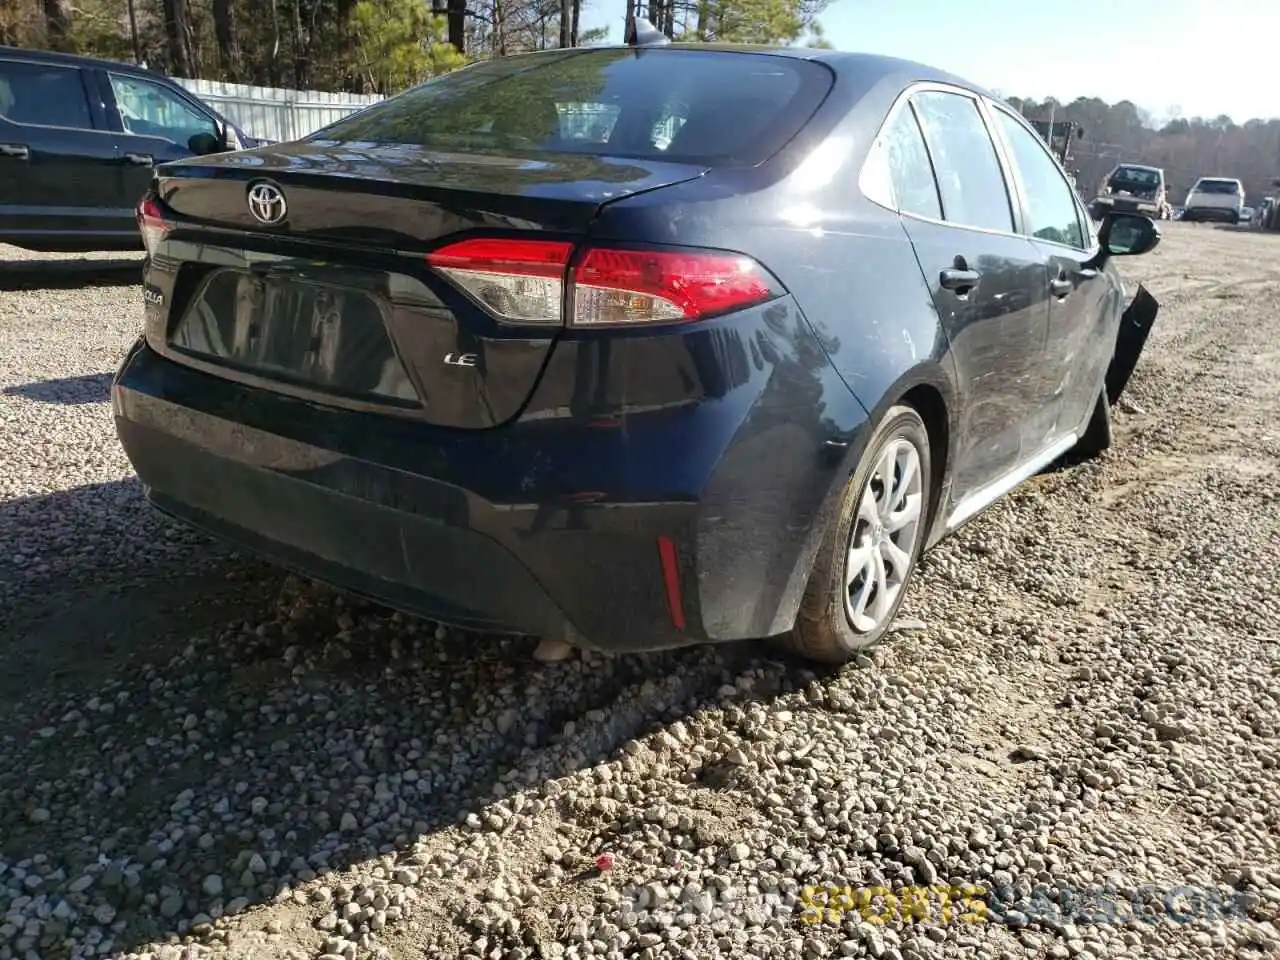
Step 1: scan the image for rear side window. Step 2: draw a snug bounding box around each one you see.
[0,60,94,130]
[309,49,833,166]
[877,105,941,220]
[911,90,1014,233]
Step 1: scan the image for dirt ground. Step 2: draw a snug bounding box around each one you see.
[0,222,1278,960]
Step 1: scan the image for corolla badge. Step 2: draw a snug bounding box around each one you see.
[247,182,287,225]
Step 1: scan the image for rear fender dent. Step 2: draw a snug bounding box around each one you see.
[1106,284,1159,405]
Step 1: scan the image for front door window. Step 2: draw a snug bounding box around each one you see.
[108,74,218,150]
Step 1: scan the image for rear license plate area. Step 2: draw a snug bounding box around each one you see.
[170,269,419,406]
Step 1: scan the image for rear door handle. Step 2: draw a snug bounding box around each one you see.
[1050,277,1073,298]
[0,143,29,159]
[939,268,981,292]
[123,152,154,166]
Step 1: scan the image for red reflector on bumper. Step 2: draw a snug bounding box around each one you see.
[657,535,686,631]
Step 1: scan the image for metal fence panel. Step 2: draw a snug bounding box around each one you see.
[171,78,383,143]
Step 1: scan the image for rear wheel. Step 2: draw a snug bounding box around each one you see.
[779,405,932,663]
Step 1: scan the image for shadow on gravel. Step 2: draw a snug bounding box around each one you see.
[0,258,142,291]
[0,478,798,956]
[0,478,229,644]
[3,372,113,405]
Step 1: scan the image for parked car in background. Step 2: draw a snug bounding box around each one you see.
[113,37,1161,665]
[1090,163,1171,220]
[1181,176,1245,224]
[0,45,267,253]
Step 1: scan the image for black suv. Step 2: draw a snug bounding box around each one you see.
[0,46,267,253]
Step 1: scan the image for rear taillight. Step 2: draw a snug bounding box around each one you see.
[427,237,571,325]
[425,237,780,328]
[572,248,775,327]
[136,194,170,256]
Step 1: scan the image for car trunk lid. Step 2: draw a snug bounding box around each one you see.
[156,142,707,245]
[146,144,707,430]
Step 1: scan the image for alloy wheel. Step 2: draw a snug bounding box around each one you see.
[843,437,924,633]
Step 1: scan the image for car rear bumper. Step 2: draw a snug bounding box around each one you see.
[1094,196,1162,215]
[112,315,867,652]
[1183,206,1239,221]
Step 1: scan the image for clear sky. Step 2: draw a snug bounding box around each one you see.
[579,0,1279,123]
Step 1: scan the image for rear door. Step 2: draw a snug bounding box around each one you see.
[988,103,1110,443]
[0,57,122,242]
[99,70,223,213]
[882,86,1054,503]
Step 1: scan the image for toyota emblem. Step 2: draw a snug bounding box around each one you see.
[247,182,287,225]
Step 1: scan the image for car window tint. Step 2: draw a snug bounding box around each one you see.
[0,61,93,130]
[992,109,1085,248]
[880,104,941,219]
[308,49,833,166]
[109,74,218,148]
[910,90,1013,233]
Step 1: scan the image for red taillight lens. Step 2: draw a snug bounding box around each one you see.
[136,195,170,256]
[426,236,780,328]
[571,248,776,327]
[426,237,572,325]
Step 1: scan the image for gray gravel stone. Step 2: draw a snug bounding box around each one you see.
[1,229,1279,960]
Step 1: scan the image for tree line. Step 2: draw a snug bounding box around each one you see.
[1007,96,1280,205]
[1,0,829,94]
[5,0,1276,202]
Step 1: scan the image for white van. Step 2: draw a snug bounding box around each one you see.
[1183,177,1245,224]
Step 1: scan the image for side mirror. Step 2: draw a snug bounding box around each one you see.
[187,131,221,155]
[221,122,244,152]
[1098,212,1160,257]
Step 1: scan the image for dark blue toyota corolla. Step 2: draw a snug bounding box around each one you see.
[113,37,1160,663]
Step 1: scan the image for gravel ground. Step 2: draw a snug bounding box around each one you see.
[1,223,1278,960]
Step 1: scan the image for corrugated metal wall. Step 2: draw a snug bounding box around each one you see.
[172,78,384,143]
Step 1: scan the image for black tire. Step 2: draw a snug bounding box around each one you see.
[1074,388,1113,458]
[778,405,933,664]
[1230,212,1240,225]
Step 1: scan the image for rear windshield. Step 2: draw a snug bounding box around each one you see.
[307,48,833,166]
[1111,166,1161,186]
[1195,179,1241,194]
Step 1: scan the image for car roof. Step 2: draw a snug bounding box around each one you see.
[1114,164,1162,173]
[0,44,164,80]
